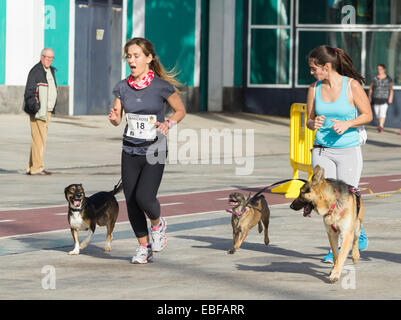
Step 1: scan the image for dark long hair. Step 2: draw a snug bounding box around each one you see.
[308,45,365,84]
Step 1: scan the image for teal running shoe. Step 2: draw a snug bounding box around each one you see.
[322,249,334,264]
[358,225,368,251]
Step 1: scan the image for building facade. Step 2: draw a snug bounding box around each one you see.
[0,0,400,127]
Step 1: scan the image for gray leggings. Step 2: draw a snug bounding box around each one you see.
[311,146,363,187]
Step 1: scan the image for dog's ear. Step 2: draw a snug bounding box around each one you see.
[244,192,252,207]
[311,165,325,185]
[64,185,72,201]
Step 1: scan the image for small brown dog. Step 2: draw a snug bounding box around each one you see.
[290,165,365,283]
[64,182,122,255]
[226,192,270,254]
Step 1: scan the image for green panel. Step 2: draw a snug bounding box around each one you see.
[0,0,6,84]
[366,32,401,86]
[297,31,362,85]
[145,0,196,86]
[126,0,133,40]
[374,0,399,24]
[44,0,69,85]
[250,29,290,84]
[125,0,133,77]
[234,0,243,87]
[251,0,291,25]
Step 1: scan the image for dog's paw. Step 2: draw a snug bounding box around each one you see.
[227,248,236,254]
[104,246,111,252]
[329,271,340,283]
[68,249,80,255]
[352,251,360,264]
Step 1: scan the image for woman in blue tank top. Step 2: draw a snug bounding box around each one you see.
[306,45,373,263]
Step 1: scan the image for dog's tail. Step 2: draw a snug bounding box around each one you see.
[111,178,123,196]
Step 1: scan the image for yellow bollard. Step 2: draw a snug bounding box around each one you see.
[271,103,315,198]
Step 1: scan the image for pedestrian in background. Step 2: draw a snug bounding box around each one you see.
[108,37,186,264]
[23,48,57,175]
[369,64,393,133]
[306,45,372,263]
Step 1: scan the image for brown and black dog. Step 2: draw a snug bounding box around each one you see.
[290,165,365,283]
[226,192,270,254]
[64,182,122,255]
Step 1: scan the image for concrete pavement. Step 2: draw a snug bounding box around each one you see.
[1,112,401,300]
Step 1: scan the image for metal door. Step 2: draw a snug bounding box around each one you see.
[74,0,122,115]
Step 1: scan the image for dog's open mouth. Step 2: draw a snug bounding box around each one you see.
[228,199,239,207]
[72,199,82,208]
[227,197,247,216]
[303,203,313,218]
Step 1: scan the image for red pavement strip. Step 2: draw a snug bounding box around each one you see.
[0,174,400,238]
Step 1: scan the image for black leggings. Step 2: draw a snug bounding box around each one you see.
[121,151,165,238]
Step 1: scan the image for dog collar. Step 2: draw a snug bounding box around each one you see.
[226,208,247,216]
[327,191,345,232]
[327,191,340,216]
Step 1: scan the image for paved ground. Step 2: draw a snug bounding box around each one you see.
[1,112,401,301]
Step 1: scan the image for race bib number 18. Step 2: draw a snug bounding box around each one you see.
[126,113,157,140]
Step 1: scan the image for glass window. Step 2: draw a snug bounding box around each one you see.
[112,0,122,6]
[298,0,401,25]
[250,29,290,85]
[92,0,108,5]
[297,31,362,85]
[366,32,401,86]
[251,0,291,25]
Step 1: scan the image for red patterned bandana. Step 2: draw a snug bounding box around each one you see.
[126,70,154,90]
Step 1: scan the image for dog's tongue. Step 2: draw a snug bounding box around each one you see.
[303,205,312,218]
[73,200,81,207]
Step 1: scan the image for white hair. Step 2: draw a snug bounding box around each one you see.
[41,48,54,56]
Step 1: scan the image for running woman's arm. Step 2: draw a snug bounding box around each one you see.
[108,97,123,126]
[331,80,373,134]
[155,92,186,135]
[306,83,325,131]
[348,80,373,127]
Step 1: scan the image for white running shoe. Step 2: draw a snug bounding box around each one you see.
[151,217,167,252]
[131,245,153,264]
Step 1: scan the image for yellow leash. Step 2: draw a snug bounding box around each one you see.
[360,187,401,198]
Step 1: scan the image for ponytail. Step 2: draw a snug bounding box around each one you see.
[150,56,183,91]
[308,45,365,84]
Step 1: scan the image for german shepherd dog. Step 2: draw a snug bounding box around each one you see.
[64,182,122,255]
[290,165,365,283]
[226,192,270,254]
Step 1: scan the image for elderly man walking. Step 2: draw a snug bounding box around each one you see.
[23,48,57,175]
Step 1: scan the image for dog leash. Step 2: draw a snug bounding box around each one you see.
[226,178,308,217]
[232,178,309,210]
[113,178,123,193]
[359,187,401,198]
[247,178,308,204]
